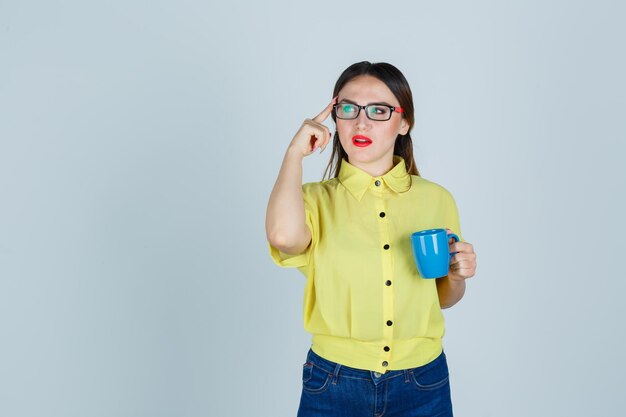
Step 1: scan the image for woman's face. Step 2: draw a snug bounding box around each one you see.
[335,75,409,176]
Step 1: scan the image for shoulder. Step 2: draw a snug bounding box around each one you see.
[301,178,341,210]
[302,178,341,198]
[410,175,456,206]
[411,175,452,198]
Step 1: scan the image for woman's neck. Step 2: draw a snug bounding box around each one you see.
[348,157,395,177]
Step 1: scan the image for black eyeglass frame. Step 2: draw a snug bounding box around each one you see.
[332,103,405,121]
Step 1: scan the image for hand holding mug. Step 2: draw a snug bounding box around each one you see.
[445,228,477,282]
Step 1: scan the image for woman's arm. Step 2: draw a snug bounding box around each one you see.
[265,98,336,255]
[436,276,466,309]
[265,148,311,255]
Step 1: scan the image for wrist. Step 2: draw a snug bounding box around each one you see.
[445,273,466,287]
[286,145,306,161]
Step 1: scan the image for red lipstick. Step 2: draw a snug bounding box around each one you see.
[352,135,372,147]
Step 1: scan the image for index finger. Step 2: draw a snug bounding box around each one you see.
[312,96,337,124]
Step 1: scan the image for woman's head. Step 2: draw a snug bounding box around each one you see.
[324,61,419,179]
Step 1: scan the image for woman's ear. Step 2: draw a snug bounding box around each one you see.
[399,118,409,135]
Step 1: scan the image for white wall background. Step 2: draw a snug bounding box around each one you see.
[1,1,625,416]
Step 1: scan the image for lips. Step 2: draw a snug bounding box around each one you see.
[352,135,373,147]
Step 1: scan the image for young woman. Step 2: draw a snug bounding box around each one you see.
[266,61,477,417]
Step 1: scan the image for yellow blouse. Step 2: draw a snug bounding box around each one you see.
[269,156,463,373]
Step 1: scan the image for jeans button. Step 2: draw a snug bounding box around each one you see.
[373,372,382,378]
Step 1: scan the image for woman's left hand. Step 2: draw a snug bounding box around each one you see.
[446,228,477,282]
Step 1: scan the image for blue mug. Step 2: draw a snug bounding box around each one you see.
[410,228,459,279]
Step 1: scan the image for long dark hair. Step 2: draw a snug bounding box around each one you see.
[323,61,419,179]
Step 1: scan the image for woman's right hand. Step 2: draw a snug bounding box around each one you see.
[288,96,337,157]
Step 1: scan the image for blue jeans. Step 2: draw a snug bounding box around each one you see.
[297,348,453,417]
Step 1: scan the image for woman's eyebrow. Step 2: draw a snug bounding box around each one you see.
[339,98,393,106]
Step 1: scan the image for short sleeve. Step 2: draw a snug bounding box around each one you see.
[268,184,318,269]
[441,189,464,242]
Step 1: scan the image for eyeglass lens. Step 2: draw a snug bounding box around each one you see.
[336,104,392,121]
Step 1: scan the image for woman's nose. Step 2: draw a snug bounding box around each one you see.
[355,109,371,129]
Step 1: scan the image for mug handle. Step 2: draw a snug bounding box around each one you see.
[447,233,460,260]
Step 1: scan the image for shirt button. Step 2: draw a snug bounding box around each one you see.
[384,346,390,352]
[385,280,392,286]
[386,320,393,326]
[375,180,381,186]
[382,361,388,367]
[379,212,386,218]
[383,244,390,250]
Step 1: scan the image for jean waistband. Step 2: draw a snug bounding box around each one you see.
[305,347,423,383]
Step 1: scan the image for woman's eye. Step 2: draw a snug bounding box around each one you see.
[371,106,388,114]
[341,105,356,113]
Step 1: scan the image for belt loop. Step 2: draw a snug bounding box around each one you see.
[331,363,342,385]
[404,369,411,383]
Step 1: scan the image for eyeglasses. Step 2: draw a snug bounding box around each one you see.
[333,102,404,121]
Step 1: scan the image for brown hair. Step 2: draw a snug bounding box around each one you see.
[323,61,419,179]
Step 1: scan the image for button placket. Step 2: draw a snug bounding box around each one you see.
[376,195,393,370]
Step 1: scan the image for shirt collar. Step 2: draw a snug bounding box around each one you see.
[338,155,412,201]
